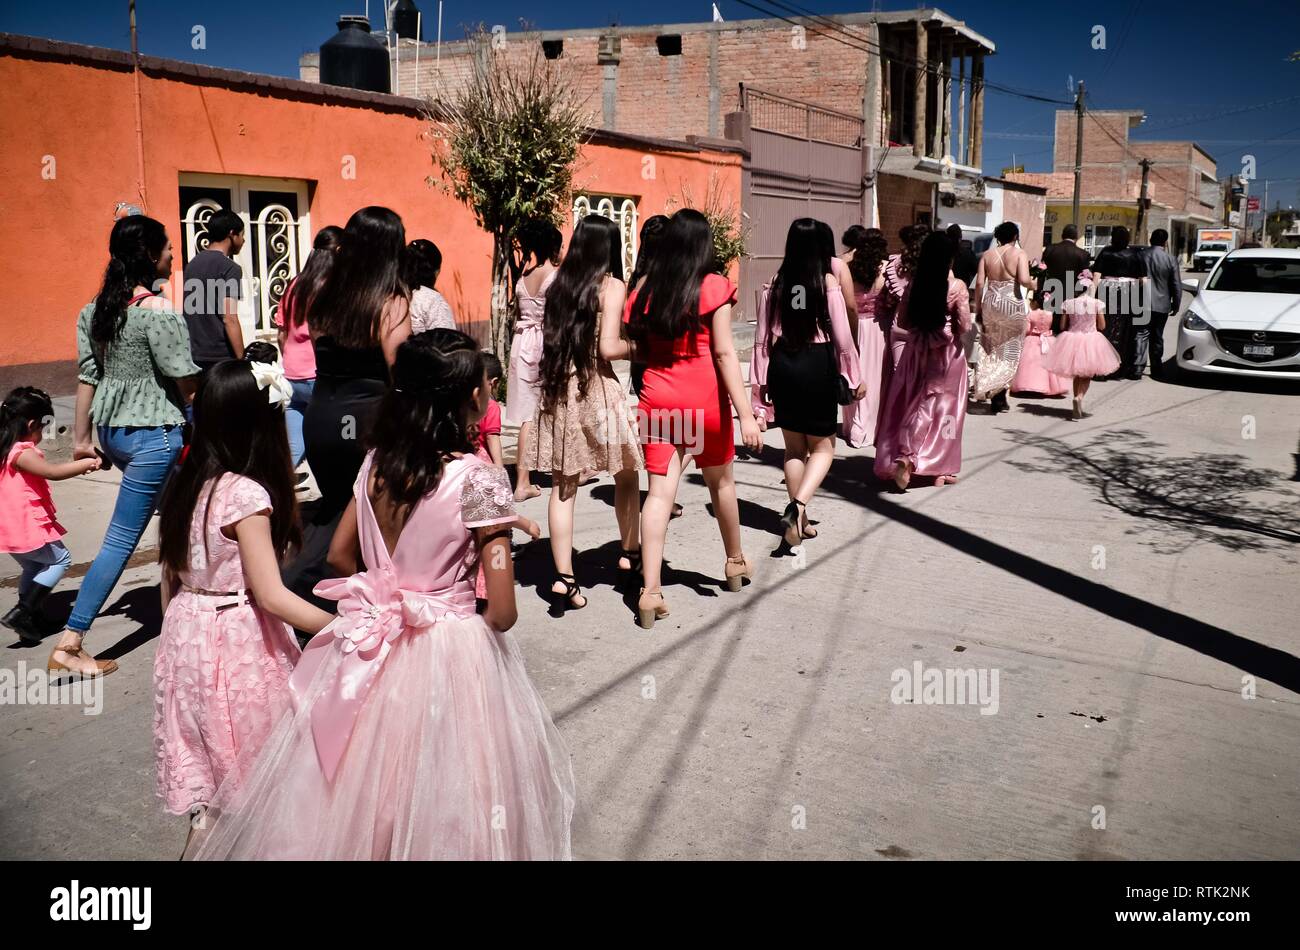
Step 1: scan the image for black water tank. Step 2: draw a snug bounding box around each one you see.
[320,16,390,94]
[392,0,422,41]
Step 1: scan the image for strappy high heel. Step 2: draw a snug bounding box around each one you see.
[637,588,669,629]
[724,553,753,592]
[549,573,586,612]
[618,548,643,582]
[778,500,806,548]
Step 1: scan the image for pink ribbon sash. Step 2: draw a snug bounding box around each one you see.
[290,569,476,783]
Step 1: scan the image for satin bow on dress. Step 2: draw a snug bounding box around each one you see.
[290,568,476,783]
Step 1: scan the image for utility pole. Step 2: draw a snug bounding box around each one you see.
[129,0,148,210]
[1135,158,1152,244]
[1071,80,1085,234]
[1263,179,1271,247]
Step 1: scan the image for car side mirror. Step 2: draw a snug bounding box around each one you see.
[1180,278,1199,296]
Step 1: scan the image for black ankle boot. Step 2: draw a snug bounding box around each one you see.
[2,584,54,646]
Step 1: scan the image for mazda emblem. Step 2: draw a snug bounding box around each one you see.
[1252,331,1267,342]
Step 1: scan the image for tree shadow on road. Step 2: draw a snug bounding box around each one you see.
[1003,427,1300,559]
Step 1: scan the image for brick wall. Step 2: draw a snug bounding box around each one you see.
[877,173,935,250]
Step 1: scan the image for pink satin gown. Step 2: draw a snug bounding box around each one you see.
[840,287,888,448]
[1011,309,1070,396]
[186,453,575,860]
[873,277,973,481]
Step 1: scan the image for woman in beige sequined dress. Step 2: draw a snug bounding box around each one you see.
[527,215,643,613]
[972,222,1035,413]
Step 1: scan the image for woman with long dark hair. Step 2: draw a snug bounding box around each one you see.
[187,330,574,860]
[620,209,762,628]
[528,214,642,613]
[505,219,563,502]
[285,206,411,609]
[277,225,343,468]
[155,357,329,835]
[873,231,972,491]
[840,227,891,447]
[49,216,200,677]
[879,223,930,372]
[751,218,862,548]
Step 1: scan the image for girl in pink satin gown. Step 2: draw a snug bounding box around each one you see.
[840,228,890,448]
[1011,292,1070,397]
[873,231,973,490]
[155,359,333,832]
[187,330,575,861]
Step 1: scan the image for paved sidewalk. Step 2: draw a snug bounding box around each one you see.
[3,355,1298,860]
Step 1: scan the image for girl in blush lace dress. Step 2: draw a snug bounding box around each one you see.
[155,359,333,835]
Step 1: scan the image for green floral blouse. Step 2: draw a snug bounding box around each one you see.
[76,301,200,428]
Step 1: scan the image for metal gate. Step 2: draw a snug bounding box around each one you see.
[732,85,867,315]
[178,174,311,341]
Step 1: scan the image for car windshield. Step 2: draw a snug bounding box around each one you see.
[1206,258,1300,294]
[1200,243,1228,252]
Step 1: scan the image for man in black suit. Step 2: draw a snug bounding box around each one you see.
[1041,224,1092,333]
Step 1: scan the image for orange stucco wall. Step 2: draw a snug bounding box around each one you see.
[0,48,741,389]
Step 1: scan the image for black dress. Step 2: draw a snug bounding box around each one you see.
[282,336,388,611]
[769,339,839,437]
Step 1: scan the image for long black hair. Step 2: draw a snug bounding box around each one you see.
[766,218,832,350]
[906,231,958,337]
[0,387,53,467]
[848,226,889,289]
[308,206,407,349]
[629,214,669,289]
[842,224,869,252]
[282,225,343,328]
[367,329,483,513]
[159,360,299,573]
[402,239,442,291]
[628,208,715,343]
[517,219,563,271]
[91,215,169,355]
[538,214,622,411]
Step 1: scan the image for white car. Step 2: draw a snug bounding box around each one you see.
[1176,249,1300,380]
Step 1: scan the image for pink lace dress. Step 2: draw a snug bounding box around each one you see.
[153,474,301,816]
[186,453,575,860]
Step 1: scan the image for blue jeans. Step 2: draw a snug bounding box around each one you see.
[10,541,72,595]
[67,425,182,634]
[285,378,314,468]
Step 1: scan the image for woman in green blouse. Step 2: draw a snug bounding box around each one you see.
[49,215,200,677]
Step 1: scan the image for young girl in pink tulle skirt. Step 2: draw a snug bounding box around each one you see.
[186,329,575,861]
[1041,270,1121,419]
[155,358,333,839]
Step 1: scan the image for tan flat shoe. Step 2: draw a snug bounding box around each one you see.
[48,644,118,678]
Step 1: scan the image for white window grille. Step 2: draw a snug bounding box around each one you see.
[572,194,639,280]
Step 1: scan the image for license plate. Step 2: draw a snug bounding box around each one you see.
[1243,344,1274,357]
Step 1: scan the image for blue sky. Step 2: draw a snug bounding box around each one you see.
[5,0,1299,207]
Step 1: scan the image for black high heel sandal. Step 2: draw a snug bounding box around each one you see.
[549,573,586,612]
[778,500,806,548]
[618,548,643,582]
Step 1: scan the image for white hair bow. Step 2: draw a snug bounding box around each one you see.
[249,360,293,411]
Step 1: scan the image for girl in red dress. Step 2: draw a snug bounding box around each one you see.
[617,210,763,629]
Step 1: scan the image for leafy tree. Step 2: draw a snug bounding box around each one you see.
[429,27,590,368]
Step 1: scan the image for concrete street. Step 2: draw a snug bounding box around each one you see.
[2,318,1299,860]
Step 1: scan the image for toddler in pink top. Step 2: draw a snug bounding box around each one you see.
[0,387,101,645]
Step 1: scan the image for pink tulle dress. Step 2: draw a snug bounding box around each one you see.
[1011,309,1070,396]
[186,453,575,860]
[840,286,888,448]
[873,277,972,481]
[1042,296,1121,380]
[153,474,302,816]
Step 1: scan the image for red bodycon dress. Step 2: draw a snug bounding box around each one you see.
[626,274,737,476]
